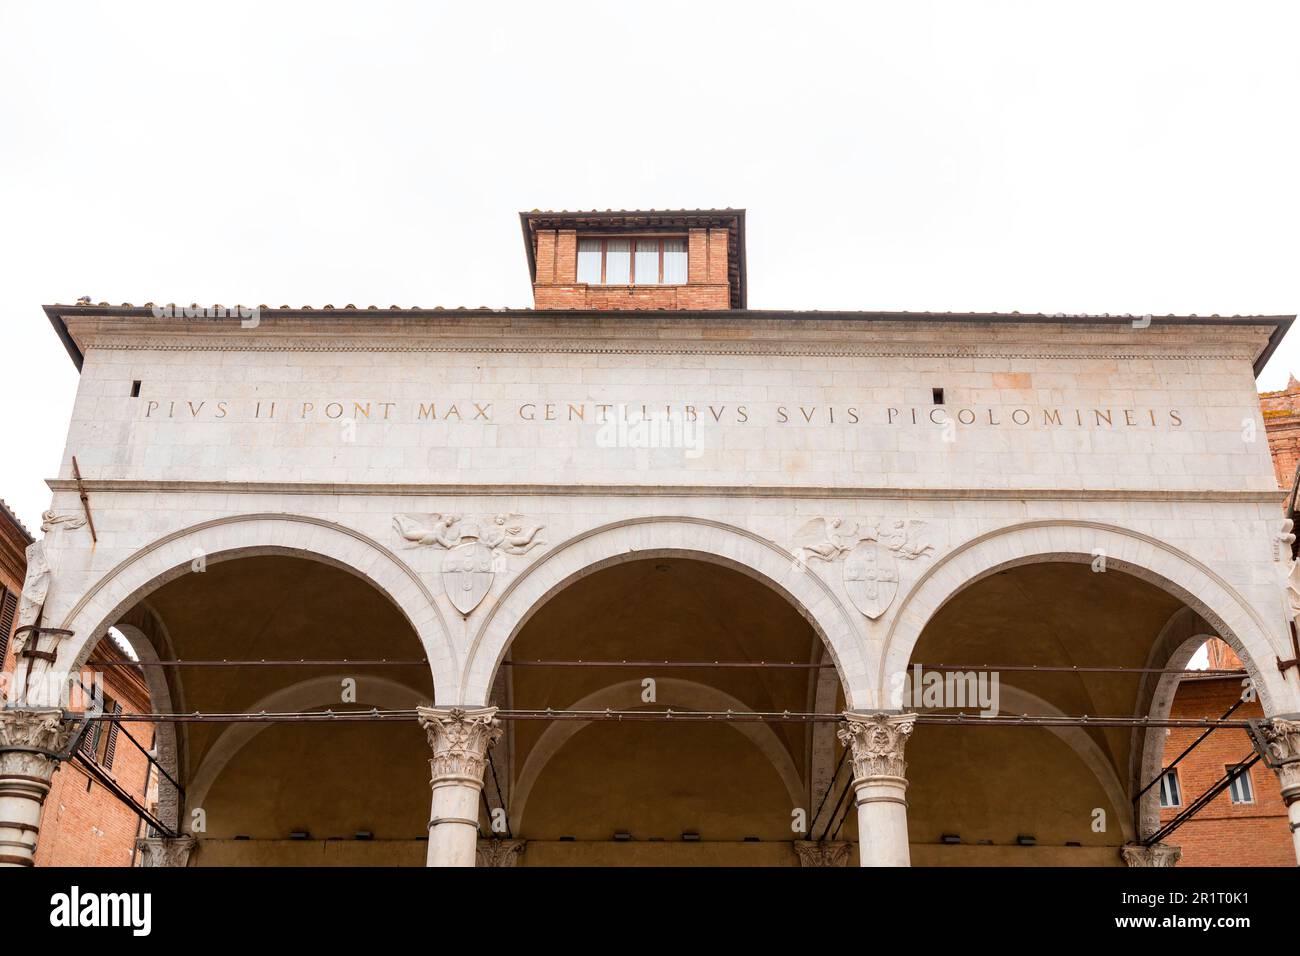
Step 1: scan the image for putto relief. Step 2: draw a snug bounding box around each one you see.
[394,512,545,614]
[793,518,934,619]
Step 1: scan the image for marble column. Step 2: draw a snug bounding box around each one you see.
[417,705,502,867]
[0,709,77,867]
[1120,843,1182,867]
[1260,716,1300,865]
[792,840,851,867]
[136,835,197,867]
[838,712,916,867]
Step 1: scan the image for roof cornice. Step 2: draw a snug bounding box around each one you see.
[45,304,1293,377]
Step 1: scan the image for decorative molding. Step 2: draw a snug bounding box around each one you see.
[47,478,1287,504]
[795,518,933,618]
[395,513,545,614]
[838,712,916,780]
[73,334,1263,364]
[417,706,503,784]
[40,511,87,534]
[136,835,196,868]
[476,838,526,867]
[792,841,851,867]
[1120,843,1182,867]
[16,541,51,633]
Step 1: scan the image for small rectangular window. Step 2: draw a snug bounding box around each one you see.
[1227,766,1254,804]
[130,380,142,398]
[932,388,944,405]
[1158,768,1181,808]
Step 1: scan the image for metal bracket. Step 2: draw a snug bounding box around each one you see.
[1278,622,1300,676]
[71,456,97,543]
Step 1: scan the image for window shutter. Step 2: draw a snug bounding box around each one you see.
[102,702,123,770]
[0,587,16,665]
[80,720,98,756]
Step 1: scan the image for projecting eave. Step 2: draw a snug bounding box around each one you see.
[44,304,1294,378]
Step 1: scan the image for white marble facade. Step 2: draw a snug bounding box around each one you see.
[25,308,1300,720]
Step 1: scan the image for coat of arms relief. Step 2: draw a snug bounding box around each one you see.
[793,517,933,619]
[393,513,546,614]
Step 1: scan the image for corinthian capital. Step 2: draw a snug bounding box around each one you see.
[476,838,526,867]
[417,706,503,783]
[792,841,851,867]
[1121,843,1181,867]
[838,712,916,780]
[136,835,196,868]
[0,709,77,782]
[1261,717,1300,802]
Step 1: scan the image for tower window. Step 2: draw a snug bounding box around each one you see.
[577,237,688,286]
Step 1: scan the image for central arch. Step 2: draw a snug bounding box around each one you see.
[460,516,870,706]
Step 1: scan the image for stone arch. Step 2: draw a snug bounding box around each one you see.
[507,678,806,833]
[113,604,185,831]
[879,520,1292,716]
[54,514,453,696]
[184,675,430,815]
[1130,607,1223,839]
[459,516,869,707]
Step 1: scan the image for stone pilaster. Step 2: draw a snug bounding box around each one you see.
[1260,716,1300,865]
[136,835,197,867]
[792,840,851,867]
[417,705,502,867]
[1121,843,1182,867]
[9,623,74,709]
[476,838,526,867]
[838,712,916,867]
[0,709,77,867]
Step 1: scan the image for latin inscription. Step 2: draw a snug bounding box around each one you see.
[141,399,1184,429]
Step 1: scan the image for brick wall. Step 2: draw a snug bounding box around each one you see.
[1158,644,1293,866]
[531,227,731,310]
[31,637,156,867]
[1260,374,1300,489]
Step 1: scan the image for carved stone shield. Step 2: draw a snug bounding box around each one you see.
[442,540,495,614]
[843,541,899,619]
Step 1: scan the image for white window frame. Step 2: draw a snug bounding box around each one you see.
[1158,768,1182,808]
[1227,766,1254,805]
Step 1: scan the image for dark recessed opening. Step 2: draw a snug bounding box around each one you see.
[130,380,141,398]
[932,387,944,404]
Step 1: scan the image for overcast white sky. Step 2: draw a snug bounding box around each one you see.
[2,1,1298,530]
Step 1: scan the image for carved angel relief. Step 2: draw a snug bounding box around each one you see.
[794,517,933,619]
[394,513,545,614]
